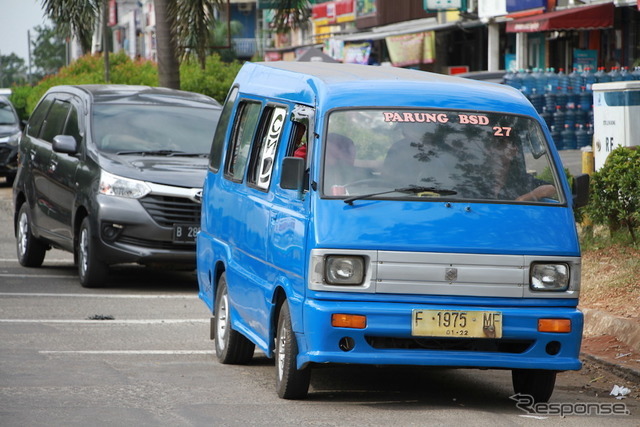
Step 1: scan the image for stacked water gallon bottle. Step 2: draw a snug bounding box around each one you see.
[504,66,640,150]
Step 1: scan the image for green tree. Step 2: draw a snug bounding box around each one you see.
[41,0,100,54]
[31,25,66,79]
[0,53,27,87]
[41,0,308,89]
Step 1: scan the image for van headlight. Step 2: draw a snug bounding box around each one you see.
[99,170,151,199]
[325,255,365,285]
[530,263,569,291]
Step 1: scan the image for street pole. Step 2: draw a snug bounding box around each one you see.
[27,30,32,85]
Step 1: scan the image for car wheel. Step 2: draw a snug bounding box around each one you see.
[77,217,108,288]
[214,273,255,364]
[512,369,556,403]
[275,302,311,399]
[16,203,47,267]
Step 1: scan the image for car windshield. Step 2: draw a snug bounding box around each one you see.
[323,108,564,204]
[92,104,220,154]
[0,102,18,125]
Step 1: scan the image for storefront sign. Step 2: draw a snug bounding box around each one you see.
[343,42,371,65]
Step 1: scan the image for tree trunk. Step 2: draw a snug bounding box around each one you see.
[155,0,180,89]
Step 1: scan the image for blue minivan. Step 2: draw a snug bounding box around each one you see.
[196,62,589,401]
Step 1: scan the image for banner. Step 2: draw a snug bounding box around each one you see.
[385,31,435,67]
[343,42,371,65]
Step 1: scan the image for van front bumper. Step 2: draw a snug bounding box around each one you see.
[299,298,583,371]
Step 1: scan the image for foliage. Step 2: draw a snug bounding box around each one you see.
[31,25,66,78]
[586,147,640,243]
[20,52,158,117]
[180,54,242,103]
[0,53,27,87]
[8,85,34,121]
[41,0,101,54]
[170,0,216,67]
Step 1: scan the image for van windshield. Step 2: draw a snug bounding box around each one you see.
[323,109,564,204]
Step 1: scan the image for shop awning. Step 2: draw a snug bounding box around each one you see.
[506,3,614,33]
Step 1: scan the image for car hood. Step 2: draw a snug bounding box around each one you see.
[312,199,580,256]
[99,153,209,188]
[0,124,20,136]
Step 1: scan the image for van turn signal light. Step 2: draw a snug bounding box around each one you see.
[332,314,367,329]
[538,318,571,333]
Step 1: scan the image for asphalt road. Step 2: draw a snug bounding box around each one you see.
[0,178,638,426]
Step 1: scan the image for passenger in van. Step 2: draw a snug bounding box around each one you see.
[323,132,357,193]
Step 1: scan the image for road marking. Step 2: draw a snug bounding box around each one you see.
[39,350,215,355]
[0,319,208,324]
[0,292,197,298]
[0,258,72,263]
[0,274,78,279]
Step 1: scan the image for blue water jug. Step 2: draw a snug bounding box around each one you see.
[595,67,611,83]
[608,67,622,82]
[529,88,544,113]
[582,67,597,92]
[557,68,569,93]
[541,106,553,129]
[575,124,591,149]
[621,67,634,81]
[568,68,582,93]
[551,125,563,150]
[561,124,577,150]
[553,105,566,129]
[545,67,558,93]
[564,104,576,129]
[579,90,592,112]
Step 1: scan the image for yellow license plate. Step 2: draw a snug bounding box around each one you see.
[411,309,502,338]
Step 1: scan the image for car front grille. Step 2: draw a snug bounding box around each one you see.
[140,195,201,226]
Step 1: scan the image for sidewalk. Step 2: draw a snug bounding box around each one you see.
[581,308,640,383]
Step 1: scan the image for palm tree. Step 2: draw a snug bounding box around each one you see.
[41,0,309,89]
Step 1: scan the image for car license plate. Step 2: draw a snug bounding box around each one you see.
[411,309,502,338]
[173,224,199,243]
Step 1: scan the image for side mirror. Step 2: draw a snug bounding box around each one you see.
[572,173,589,209]
[280,156,305,191]
[52,135,78,155]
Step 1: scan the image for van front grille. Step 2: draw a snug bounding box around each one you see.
[365,336,533,354]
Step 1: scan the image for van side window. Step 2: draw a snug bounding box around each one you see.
[26,96,54,138]
[209,87,238,172]
[40,100,71,143]
[225,101,261,182]
[247,106,287,190]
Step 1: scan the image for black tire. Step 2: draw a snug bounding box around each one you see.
[214,273,255,364]
[77,217,108,288]
[512,369,557,403]
[275,302,311,399]
[16,203,47,267]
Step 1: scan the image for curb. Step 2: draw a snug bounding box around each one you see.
[582,308,640,352]
[581,352,640,384]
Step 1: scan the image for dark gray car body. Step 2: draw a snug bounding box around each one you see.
[0,97,21,183]
[13,85,221,285]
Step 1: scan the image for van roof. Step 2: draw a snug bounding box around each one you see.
[235,62,535,116]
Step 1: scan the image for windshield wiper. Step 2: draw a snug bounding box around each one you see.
[343,185,457,205]
[116,149,205,157]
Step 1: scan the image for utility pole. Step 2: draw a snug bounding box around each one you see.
[103,0,110,83]
[27,30,33,85]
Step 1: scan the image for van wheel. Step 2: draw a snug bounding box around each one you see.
[77,217,107,288]
[512,369,556,403]
[214,273,255,364]
[275,302,310,399]
[16,203,47,267]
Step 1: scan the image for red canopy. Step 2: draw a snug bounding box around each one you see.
[506,3,614,33]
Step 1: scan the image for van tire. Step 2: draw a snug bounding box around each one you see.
[16,203,47,267]
[512,369,556,402]
[214,273,255,364]
[77,217,108,288]
[275,302,310,399]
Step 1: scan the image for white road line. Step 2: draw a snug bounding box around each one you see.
[40,350,214,355]
[0,258,72,263]
[0,274,78,279]
[0,292,197,298]
[0,319,208,324]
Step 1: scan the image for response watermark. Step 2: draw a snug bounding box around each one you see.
[510,394,631,417]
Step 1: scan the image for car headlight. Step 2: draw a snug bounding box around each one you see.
[530,263,570,291]
[0,131,21,146]
[325,255,365,285]
[99,170,151,199]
